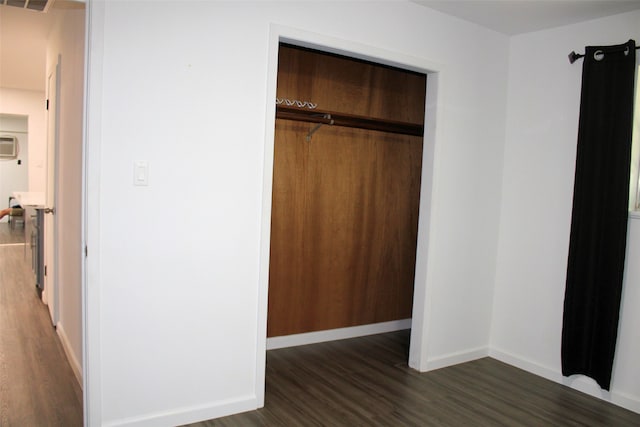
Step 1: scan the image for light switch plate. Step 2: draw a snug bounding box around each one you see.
[134,161,149,186]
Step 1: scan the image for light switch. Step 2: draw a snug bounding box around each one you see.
[134,161,149,186]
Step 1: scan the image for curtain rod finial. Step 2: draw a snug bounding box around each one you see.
[568,51,581,64]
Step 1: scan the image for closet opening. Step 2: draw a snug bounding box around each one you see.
[265,42,427,359]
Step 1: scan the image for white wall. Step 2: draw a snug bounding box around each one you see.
[0,88,46,192]
[491,10,640,413]
[46,5,86,384]
[86,1,509,425]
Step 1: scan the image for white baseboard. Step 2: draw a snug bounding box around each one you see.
[489,347,640,414]
[104,395,258,427]
[267,318,412,350]
[422,346,490,372]
[56,322,83,386]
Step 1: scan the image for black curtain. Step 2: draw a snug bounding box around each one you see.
[562,39,637,390]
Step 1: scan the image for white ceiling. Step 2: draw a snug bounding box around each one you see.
[413,0,640,35]
[2,1,640,93]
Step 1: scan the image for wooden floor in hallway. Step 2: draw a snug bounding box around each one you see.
[0,223,82,426]
[189,331,640,426]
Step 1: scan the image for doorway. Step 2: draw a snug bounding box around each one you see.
[0,1,86,418]
[256,29,444,408]
[267,44,426,341]
[0,114,29,221]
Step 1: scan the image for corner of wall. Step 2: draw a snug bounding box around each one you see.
[422,346,490,372]
[489,347,640,414]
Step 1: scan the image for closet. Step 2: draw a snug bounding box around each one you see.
[268,44,426,338]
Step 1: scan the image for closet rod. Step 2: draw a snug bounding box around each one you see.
[276,105,424,137]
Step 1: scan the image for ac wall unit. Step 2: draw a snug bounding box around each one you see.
[0,136,18,159]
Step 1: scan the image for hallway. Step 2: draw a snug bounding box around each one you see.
[0,223,82,425]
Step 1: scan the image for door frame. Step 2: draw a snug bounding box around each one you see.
[256,24,445,406]
[83,2,104,425]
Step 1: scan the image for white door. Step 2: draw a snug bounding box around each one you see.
[44,57,60,326]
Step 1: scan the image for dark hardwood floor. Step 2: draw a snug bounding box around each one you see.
[189,332,640,426]
[0,222,83,426]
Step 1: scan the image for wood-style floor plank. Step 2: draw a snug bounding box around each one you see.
[0,224,82,426]
[5,218,637,426]
[0,219,25,245]
[187,330,640,426]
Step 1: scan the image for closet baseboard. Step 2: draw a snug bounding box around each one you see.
[266,318,412,350]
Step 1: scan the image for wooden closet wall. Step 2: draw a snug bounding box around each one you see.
[268,44,426,337]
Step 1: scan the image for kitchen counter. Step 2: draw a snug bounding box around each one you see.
[13,191,45,208]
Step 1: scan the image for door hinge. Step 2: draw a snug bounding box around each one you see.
[44,265,47,276]
[85,245,88,257]
[46,99,49,110]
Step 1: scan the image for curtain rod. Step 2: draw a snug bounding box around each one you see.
[568,45,639,64]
